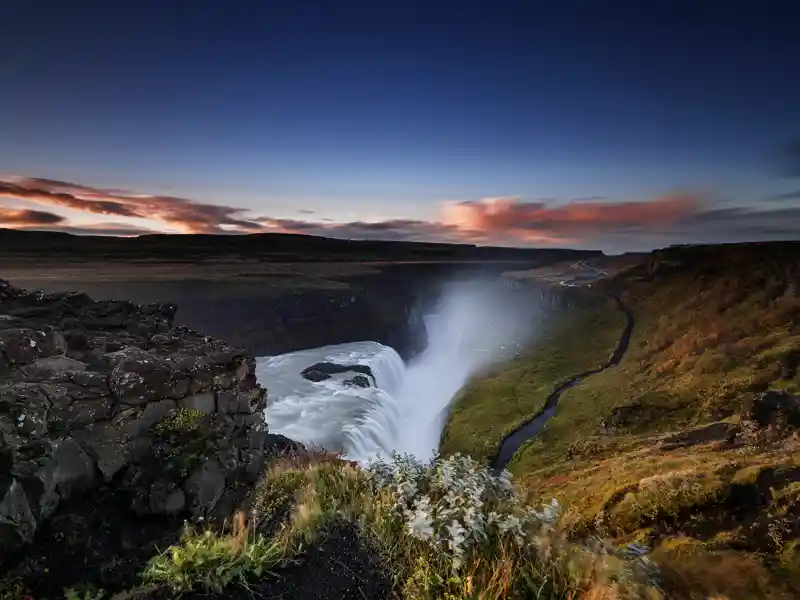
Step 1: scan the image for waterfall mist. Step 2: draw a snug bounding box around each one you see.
[387,279,539,460]
[255,277,539,463]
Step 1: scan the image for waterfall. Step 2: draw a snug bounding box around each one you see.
[255,280,539,464]
[255,341,409,462]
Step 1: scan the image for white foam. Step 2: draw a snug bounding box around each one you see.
[255,341,406,461]
[255,281,538,463]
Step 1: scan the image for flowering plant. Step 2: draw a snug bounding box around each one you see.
[366,452,560,571]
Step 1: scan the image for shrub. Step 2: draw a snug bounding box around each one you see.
[138,451,664,598]
[367,452,547,570]
[364,452,662,598]
[252,467,307,525]
[288,460,374,544]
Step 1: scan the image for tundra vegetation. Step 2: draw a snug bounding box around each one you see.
[142,451,664,599]
[441,243,800,599]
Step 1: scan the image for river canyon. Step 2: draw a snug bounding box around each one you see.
[255,279,544,462]
[5,261,590,461]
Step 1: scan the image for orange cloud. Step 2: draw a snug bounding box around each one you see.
[2,175,799,251]
[442,194,702,242]
[0,206,66,226]
[0,178,262,233]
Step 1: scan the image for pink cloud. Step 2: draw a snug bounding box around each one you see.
[2,176,798,250]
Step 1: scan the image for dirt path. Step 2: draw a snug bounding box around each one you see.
[490,293,635,473]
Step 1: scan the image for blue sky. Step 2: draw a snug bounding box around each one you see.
[1,1,799,251]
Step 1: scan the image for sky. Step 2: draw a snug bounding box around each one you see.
[1,1,799,252]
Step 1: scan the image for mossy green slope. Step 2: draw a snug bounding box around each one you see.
[439,294,627,463]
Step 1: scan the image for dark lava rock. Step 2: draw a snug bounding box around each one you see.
[345,374,372,388]
[0,278,273,563]
[134,521,393,600]
[303,368,330,382]
[301,362,375,384]
[5,485,185,600]
[742,390,800,430]
[261,432,305,455]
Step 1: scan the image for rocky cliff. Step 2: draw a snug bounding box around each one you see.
[0,279,283,560]
[499,276,599,309]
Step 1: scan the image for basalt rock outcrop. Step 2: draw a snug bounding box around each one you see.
[301,362,376,385]
[0,279,276,558]
[499,276,598,310]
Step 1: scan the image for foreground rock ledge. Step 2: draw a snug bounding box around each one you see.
[0,279,276,557]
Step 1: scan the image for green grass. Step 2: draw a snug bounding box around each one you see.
[439,296,627,463]
[143,512,284,593]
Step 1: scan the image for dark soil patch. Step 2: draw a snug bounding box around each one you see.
[230,523,392,600]
[2,485,183,600]
[136,522,393,600]
[658,422,738,451]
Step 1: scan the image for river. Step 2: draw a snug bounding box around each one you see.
[254,280,540,463]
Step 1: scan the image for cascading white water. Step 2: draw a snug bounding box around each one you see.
[255,280,537,463]
[255,341,406,460]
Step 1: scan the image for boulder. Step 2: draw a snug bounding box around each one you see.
[302,368,330,382]
[49,397,114,432]
[300,362,375,383]
[107,348,179,405]
[148,479,186,515]
[22,356,87,378]
[216,388,262,414]
[0,327,67,367]
[260,432,304,455]
[52,439,96,499]
[0,477,36,547]
[75,424,131,481]
[123,399,176,437]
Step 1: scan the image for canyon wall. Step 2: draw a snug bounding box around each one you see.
[0,279,287,559]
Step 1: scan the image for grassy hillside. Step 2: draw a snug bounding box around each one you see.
[441,242,800,599]
[4,449,668,600]
[439,295,627,463]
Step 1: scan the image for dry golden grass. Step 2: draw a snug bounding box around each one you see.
[651,536,794,600]
[444,242,800,598]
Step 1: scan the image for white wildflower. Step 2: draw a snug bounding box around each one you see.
[497,469,514,492]
[445,519,467,553]
[365,452,598,574]
[407,511,434,540]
